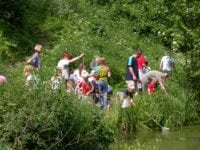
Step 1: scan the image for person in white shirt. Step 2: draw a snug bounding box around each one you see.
[72,63,89,95]
[57,52,84,89]
[160,50,175,77]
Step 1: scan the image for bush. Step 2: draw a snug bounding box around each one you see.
[0,75,115,149]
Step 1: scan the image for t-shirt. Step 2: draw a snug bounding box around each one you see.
[25,74,38,87]
[147,82,155,94]
[121,89,133,98]
[141,70,163,86]
[73,69,89,83]
[136,55,146,70]
[161,56,175,72]
[57,59,70,80]
[96,66,110,81]
[50,76,62,90]
[125,56,139,80]
[79,82,93,95]
[29,53,41,69]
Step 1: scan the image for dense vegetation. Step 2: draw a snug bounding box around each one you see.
[0,0,200,149]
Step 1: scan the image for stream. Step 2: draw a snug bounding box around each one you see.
[123,125,200,150]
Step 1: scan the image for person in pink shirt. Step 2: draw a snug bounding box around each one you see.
[0,74,7,84]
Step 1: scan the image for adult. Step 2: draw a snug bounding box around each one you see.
[95,57,111,110]
[160,49,175,77]
[27,44,43,69]
[141,70,168,95]
[125,50,139,93]
[135,49,148,79]
[57,52,84,88]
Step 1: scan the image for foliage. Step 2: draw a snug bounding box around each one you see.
[0,0,200,148]
[0,71,115,149]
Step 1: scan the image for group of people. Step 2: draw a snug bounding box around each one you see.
[118,49,175,108]
[23,44,112,110]
[23,44,175,110]
[51,54,113,110]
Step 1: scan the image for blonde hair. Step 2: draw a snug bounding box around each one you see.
[95,57,105,66]
[34,44,42,52]
[23,65,34,76]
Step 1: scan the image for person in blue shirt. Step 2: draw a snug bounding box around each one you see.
[125,50,140,94]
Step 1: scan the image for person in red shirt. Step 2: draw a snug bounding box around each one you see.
[135,49,148,80]
[147,78,157,95]
[79,75,94,97]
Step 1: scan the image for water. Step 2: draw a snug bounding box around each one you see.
[133,125,200,150]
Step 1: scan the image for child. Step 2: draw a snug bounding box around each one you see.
[27,44,43,69]
[23,65,38,89]
[78,75,94,99]
[117,83,135,108]
[147,78,157,95]
[88,70,100,104]
[50,68,62,91]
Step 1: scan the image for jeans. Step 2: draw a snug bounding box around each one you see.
[97,81,108,110]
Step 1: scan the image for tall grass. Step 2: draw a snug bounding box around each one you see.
[0,71,115,149]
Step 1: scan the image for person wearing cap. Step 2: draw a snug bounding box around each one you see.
[125,50,139,94]
[141,70,168,95]
[27,44,43,69]
[160,49,175,77]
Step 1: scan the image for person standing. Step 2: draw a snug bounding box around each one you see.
[57,52,84,89]
[27,44,43,69]
[160,49,175,77]
[135,49,148,79]
[95,57,111,110]
[73,63,89,95]
[125,50,139,94]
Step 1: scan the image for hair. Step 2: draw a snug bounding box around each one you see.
[34,44,42,52]
[23,65,34,76]
[134,49,142,54]
[166,49,173,54]
[96,57,105,65]
[78,63,86,76]
[63,53,72,59]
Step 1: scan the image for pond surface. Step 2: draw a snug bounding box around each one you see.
[129,125,200,150]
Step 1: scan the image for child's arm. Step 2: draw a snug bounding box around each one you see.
[86,83,94,96]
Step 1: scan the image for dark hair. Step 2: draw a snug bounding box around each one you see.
[134,49,142,54]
